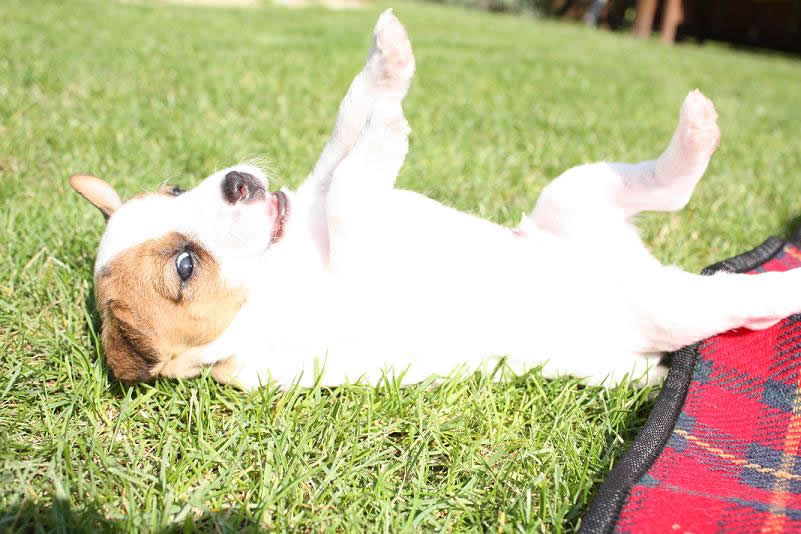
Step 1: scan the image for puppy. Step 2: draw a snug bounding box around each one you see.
[71,11,801,390]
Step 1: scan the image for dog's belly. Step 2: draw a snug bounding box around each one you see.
[235,189,648,388]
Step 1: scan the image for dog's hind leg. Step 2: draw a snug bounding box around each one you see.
[636,265,801,353]
[302,10,415,195]
[542,259,801,386]
[616,89,720,216]
[530,90,719,241]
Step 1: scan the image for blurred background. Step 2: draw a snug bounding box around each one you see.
[439,0,801,53]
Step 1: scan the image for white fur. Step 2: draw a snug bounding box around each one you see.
[94,11,801,390]
[95,164,280,284]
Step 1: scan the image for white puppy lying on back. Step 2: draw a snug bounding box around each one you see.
[71,11,799,390]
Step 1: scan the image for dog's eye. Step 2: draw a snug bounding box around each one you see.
[175,251,194,282]
[158,184,186,197]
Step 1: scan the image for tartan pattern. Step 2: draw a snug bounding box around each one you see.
[614,242,801,534]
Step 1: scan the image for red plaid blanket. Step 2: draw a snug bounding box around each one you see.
[583,231,801,533]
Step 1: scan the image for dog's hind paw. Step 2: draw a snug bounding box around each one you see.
[678,89,720,158]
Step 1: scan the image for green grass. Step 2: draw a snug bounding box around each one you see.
[1,0,800,531]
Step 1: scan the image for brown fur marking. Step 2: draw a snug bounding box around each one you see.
[95,232,246,383]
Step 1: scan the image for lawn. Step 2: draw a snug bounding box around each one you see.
[1,0,800,531]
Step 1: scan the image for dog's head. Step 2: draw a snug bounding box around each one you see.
[70,166,288,383]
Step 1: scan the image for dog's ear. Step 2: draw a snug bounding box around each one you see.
[69,174,122,220]
[101,301,160,383]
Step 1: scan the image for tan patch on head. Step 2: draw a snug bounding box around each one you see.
[95,232,246,383]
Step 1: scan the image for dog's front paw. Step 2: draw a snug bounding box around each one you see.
[210,356,242,385]
[368,9,415,96]
[213,363,270,392]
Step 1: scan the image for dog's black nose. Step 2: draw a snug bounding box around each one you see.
[222,171,264,204]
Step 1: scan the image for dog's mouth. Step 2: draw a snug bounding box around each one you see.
[269,191,288,245]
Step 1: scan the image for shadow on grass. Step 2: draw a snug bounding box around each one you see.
[0,499,265,533]
[609,389,656,450]
[783,214,801,243]
[1,499,120,533]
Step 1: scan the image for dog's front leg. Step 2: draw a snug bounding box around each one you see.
[317,13,415,271]
[301,10,415,196]
[294,11,415,268]
[210,355,274,391]
[210,356,241,385]
[326,11,414,195]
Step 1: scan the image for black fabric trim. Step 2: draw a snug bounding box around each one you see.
[579,345,699,533]
[701,237,786,276]
[580,236,789,533]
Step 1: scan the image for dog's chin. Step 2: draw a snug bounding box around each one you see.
[269,191,289,245]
